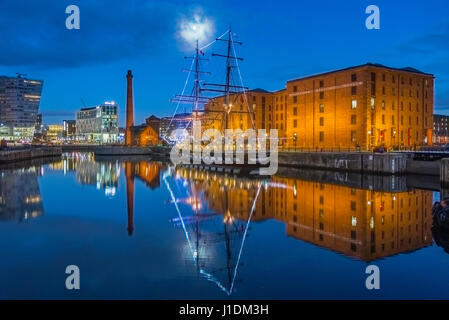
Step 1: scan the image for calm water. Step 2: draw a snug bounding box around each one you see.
[0,152,448,299]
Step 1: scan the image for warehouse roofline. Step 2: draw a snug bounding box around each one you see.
[286,62,434,83]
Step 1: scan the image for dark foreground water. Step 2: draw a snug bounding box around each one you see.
[0,152,448,299]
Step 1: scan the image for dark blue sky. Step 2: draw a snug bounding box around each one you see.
[1,0,448,126]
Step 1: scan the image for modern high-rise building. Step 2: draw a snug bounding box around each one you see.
[204,63,435,151]
[75,101,118,143]
[0,75,43,141]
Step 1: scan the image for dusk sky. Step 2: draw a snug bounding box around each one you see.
[1,0,448,126]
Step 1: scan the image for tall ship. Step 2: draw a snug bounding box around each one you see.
[165,29,273,174]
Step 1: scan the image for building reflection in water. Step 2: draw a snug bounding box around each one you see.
[51,153,121,197]
[173,167,433,262]
[0,153,439,295]
[123,160,165,236]
[50,153,165,236]
[0,166,44,222]
[6,153,435,263]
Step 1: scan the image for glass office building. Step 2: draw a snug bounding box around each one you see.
[76,102,118,144]
[0,75,43,141]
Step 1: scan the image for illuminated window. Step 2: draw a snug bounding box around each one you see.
[351,100,357,110]
[351,216,357,226]
[319,104,324,113]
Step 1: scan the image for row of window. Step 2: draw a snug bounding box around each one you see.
[287,129,424,143]
[290,72,431,95]
[289,114,427,127]
[291,99,428,113]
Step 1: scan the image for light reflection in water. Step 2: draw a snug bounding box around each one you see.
[0,153,446,297]
[163,166,263,295]
[173,167,434,262]
[50,153,121,198]
[0,166,43,222]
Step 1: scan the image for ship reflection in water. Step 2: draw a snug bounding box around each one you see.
[0,153,446,298]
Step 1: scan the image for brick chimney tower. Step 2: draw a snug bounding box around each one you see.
[125,70,134,146]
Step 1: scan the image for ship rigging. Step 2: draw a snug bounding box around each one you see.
[163,28,256,143]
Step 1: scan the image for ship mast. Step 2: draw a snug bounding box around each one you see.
[193,40,202,120]
[202,29,252,132]
[171,41,210,123]
[223,31,233,130]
